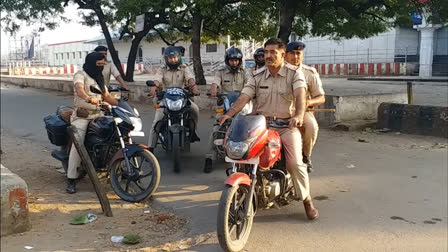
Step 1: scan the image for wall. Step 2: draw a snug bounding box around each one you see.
[434,27,448,56]
[48,42,97,67]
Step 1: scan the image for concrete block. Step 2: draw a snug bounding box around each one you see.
[314,93,408,127]
[377,103,448,138]
[1,164,31,236]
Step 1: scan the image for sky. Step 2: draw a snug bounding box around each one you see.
[1,4,102,56]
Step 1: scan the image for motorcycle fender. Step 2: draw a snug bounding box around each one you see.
[108,144,149,166]
[169,125,184,134]
[225,172,251,187]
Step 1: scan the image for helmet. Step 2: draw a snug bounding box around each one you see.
[225,47,243,71]
[253,48,264,67]
[164,46,181,69]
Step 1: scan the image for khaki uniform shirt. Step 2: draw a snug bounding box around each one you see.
[73,71,103,111]
[214,65,247,92]
[241,63,307,119]
[246,65,262,78]
[155,64,195,89]
[102,62,121,87]
[300,64,325,99]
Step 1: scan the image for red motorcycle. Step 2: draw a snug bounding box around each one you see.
[216,114,296,252]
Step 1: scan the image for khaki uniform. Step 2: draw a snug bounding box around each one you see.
[205,66,247,160]
[102,62,121,87]
[214,65,247,92]
[68,71,103,179]
[241,63,310,200]
[148,64,199,148]
[299,64,325,157]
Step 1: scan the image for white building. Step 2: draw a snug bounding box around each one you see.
[47,40,97,66]
[299,26,448,76]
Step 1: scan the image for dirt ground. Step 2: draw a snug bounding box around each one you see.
[0,132,195,252]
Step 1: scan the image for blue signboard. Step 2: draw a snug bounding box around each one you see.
[411,12,423,25]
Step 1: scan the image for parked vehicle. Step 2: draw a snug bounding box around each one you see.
[44,86,160,202]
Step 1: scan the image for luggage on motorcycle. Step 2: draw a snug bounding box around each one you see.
[56,106,74,124]
[259,130,282,169]
[44,114,69,146]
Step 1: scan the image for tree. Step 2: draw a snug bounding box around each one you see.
[272,0,448,43]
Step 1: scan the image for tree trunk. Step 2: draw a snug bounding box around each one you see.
[191,12,207,86]
[125,35,144,82]
[277,0,299,43]
[95,7,126,78]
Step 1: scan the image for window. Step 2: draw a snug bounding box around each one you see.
[72,52,75,59]
[161,47,165,55]
[61,53,64,60]
[66,53,69,59]
[206,43,217,53]
[79,52,82,59]
[55,54,58,60]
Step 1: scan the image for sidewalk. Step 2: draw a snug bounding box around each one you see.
[348,76,448,83]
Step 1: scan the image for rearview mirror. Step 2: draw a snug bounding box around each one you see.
[90,85,103,94]
[146,80,155,87]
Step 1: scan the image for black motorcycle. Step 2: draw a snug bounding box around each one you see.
[44,86,160,202]
[146,80,199,173]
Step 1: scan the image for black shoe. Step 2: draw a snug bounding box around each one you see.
[204,158,213,173]
[303,156,314,173]
[66,179,76,194]
[191,132,201,143]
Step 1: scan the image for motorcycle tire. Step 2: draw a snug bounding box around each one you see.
[217,185,254,252]
[109,149,161,203]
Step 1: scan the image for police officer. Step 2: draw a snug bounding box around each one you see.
[246,48,265,77]
[219,38,319,220]
[285,41,325,173]
[93,46,129,90]
[204,47,247,173]
[147,46,200,152]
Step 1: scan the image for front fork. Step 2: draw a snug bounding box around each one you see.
[115,121,136,177]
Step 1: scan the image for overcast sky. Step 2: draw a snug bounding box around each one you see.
[1,4,102,55]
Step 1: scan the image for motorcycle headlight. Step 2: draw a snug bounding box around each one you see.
[130,117,142,132]
[225,140,249,160]
[165,98,184,111]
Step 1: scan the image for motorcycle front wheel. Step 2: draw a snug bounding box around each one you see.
[109,149,161,202]
[217,185,254,252]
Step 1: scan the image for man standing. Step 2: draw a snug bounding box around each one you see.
[94,46,129,90]
[205,47,247,173]
[219,38,319,220]
[285,41,325,173]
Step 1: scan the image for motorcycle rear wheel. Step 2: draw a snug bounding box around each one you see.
[109,149,161,202]
[217,185,254,252]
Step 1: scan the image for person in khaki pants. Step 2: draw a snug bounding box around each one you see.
[219,38,319,220]
[67,52,118,193]
[285,41,325,173]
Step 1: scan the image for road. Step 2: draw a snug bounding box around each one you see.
[1,83,447,251]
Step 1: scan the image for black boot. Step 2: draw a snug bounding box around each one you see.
[66,179,76,194]
[204,158,213,173]
[303,156,314,173]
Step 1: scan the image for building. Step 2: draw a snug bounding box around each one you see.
[298,26,448,76]
[47,40,97,66]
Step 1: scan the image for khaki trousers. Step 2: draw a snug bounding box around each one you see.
[148,100,199,148]
[300,112,319,157]
[205,125,220,159]
[67,113,101,179]
[275,127,310,200]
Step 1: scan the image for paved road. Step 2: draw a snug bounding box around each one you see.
[1,84,447,251]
